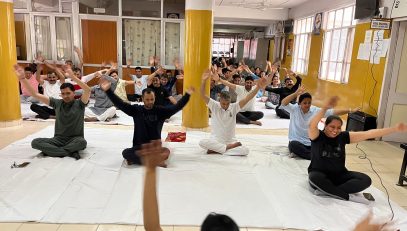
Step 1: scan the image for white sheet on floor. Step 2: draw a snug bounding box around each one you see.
[0,126,406,230]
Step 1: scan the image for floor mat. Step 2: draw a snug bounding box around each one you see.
[0,126,405,230]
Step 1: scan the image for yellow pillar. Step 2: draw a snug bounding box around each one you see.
[0,0,21,127]
[182,0,213,128]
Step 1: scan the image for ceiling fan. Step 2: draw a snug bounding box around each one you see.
[225,0,284,10]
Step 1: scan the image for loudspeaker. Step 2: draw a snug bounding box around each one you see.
[346,111,377,132]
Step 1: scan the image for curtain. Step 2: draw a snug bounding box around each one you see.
[165,22,180,65]
[34,16,52,60]
[124,19,161,66]
[55,17,72,61]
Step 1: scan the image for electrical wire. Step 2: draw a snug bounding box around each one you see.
[356,143,395,221]
[389,0,397,19]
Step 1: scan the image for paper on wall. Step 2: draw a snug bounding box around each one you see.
[380,39,390,57]
[373,30,384,41]
[357,43,371,61]
[365,30,372,43]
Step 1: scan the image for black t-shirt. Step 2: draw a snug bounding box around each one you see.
[265,76,302,105]
[308,130,350,174]
[148,84,171,106]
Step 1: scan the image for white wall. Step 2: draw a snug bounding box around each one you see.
[289,0,355,19]
[214,5,289,25]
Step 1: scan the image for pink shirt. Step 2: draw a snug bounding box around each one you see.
[21,74,39,96]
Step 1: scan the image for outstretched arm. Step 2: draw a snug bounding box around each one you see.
[74,46,83,69]
[139,140,167,231]
[308,96,339,140]
[333,107,361,116]
[159,87,194,118]
[200,69,211,104]
[99,77,136,116]
[350,123,407,143]
[65,66,91,104]
[14,65,50,105]
[238,77,267,109]
[281,85,305,106]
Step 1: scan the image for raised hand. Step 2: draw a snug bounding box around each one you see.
[256,77,268,89]
[351,106,362,113]
[352,211,394,231]
[185,86,196,95]
[324,96,339,109]
[126,59,133,67]
[138,140,170,169]
[13,64,25,80]
[35,52,45,63]
[99,77,112,91]
[395,123,407,132]
[110,62,118,70]
[295,85,306,96]
[202,69,211,81]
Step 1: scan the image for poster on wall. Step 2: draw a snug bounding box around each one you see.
[313,12,323,35]
[391,0,407,18]
[286,38,293,56]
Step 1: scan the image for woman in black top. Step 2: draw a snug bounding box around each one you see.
[308,96,407,204]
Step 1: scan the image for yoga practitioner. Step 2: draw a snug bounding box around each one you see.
[308,96,407,203]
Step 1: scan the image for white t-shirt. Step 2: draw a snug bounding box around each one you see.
[42,80,62,99]
[207,98,241,143]
[132,75,148,95]
[235,85,255,112]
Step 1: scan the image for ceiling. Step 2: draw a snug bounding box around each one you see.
[215,0,310,9]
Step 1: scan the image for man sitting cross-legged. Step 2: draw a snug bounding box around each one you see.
[30,60,66,119]
[99,77,194,167]
[14,64,91,160]
[199,69,269,156]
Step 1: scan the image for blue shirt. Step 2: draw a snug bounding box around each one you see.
[281,104,334,146]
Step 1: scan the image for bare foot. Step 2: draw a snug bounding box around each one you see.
[226,142,242,150]
[250,121,262,126]
[207,150,221,154]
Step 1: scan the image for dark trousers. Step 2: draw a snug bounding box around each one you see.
[30,104,55,119]
[309,171,372,200]
[236,111,264,124]
[127,94,142,102]
[276,106,290,119]
[288,141,311,160]
[31,136,87,157]
[122,147,142,165]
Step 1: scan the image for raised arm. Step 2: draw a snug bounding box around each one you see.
[333,107,361,116]
[65,66,91,104]
[74,46,83,69]
[159,87,193,119]
[350,123,407,143]
[14,65,49,105]
[281,85,305,106]
[139,140,166,231]
[99,77,136,116]
[147,67,164,85]
[308,96,339,140]
[35,64,47,85]
[200,69,211,104]
[238,77,267,109]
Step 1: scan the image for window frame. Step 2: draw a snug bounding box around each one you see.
[292,15,314,75]
[319,5,356,83]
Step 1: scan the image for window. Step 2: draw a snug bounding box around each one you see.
[14,0,28,9]
[123,19,161,66]
[122,0,161,17]
[165,22,181,65]
[164,0,185,19]
[32,0,59,12]
[79,0,119,15]
[55,17,72,61]
[320,6,356,83]
[292,16,313,74]
[14,14,32,61]
[34,16,52,59]
[212,38,234,58]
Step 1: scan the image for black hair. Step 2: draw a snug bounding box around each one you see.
[232,74,241,79]
[222,68,230,75]
[219,91,231,101]
[284,77,292,83]
[244,76,254,82]
[142,87,155,96]
[135,66,142,71]
[325,115,343,127]
[73,67,81,73]
[298,92,312,103]
[60,82,75,92]
[109,70,118,76]
[201,213,239,231]
[24,66,33,72]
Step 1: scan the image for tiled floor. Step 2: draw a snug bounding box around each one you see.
[0,121,406,231]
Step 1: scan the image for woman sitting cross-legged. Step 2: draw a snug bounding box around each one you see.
[307,96,407,204]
